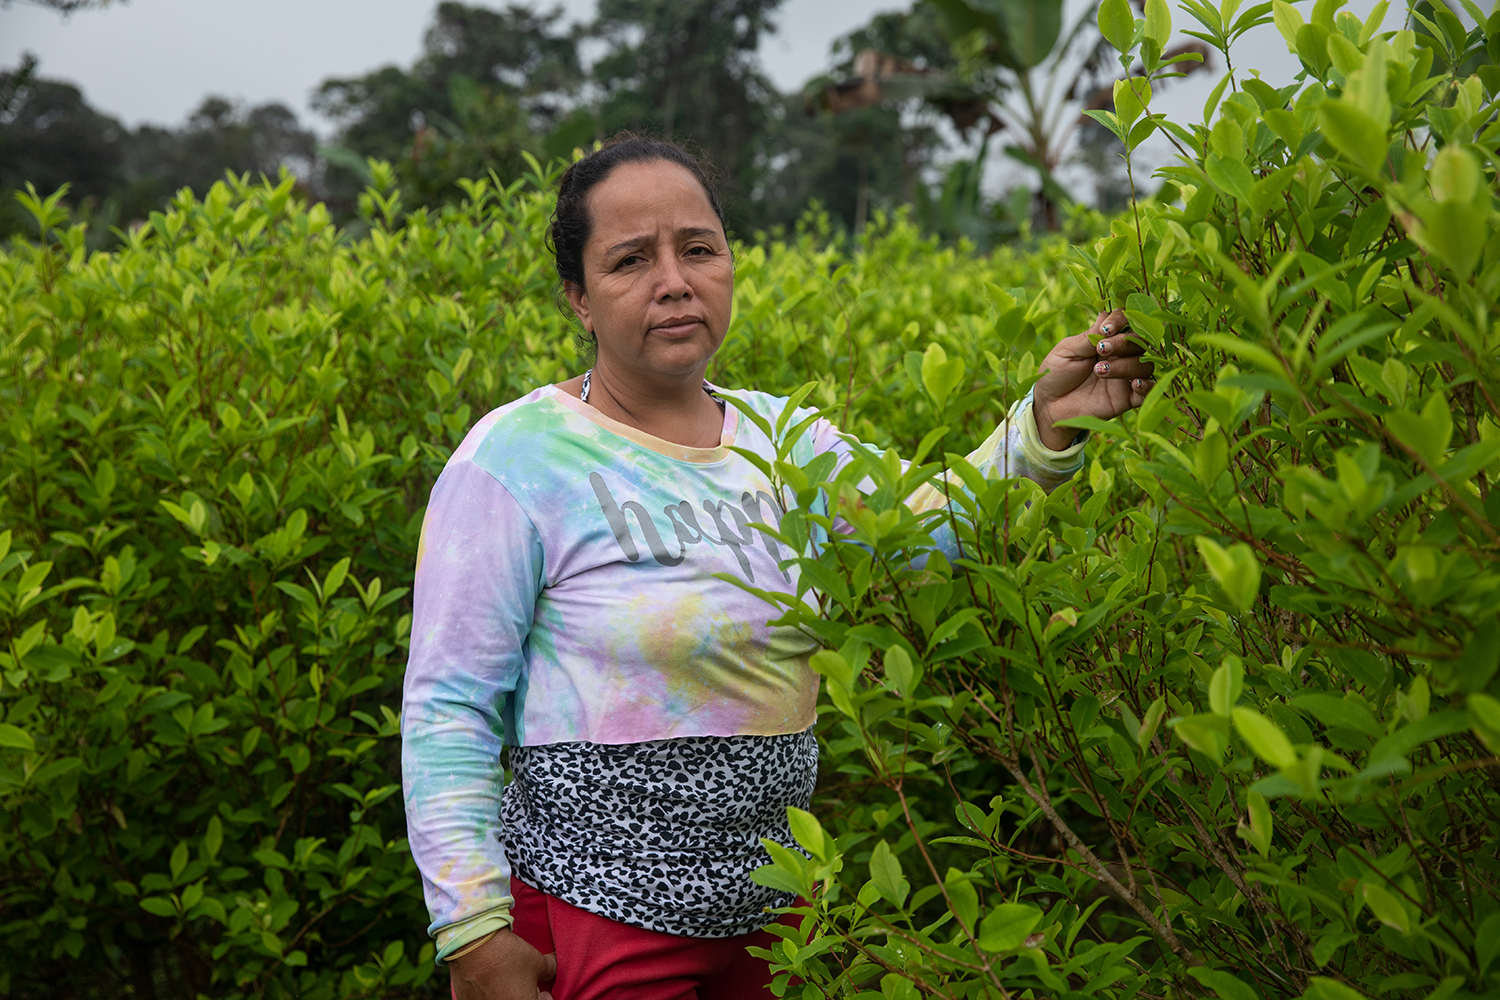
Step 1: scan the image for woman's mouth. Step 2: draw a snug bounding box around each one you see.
[651,316,704,337]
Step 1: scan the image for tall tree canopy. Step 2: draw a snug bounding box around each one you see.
[590,0,783,218]
[313,3,587,211]
[0,54,313,240]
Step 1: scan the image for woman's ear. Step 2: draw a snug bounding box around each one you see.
[563,281,591,332]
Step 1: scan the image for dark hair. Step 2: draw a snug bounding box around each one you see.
[548,133,727,294]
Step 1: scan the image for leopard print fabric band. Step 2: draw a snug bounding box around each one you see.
[500,728,816,937]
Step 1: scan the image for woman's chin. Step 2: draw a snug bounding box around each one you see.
[609,341,721,380]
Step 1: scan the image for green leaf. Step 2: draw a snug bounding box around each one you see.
[139,897,179,919]
[1244,789,1273,856]
[883,644,920,698]
[1361,882,1409,933]
[1082,109,1126,141]
[1318,100,1388,177]
[976,902,1042,951]
[1476,911,1500,975]
[995,0,1065,70]
[1187,968,1260,1000]
[1195,537,1262,613]
[13,561,52,602]
[1366,711,1473,774]
[204,816,223,862]
[1098,0,1136,53]
[1345,40,1389,124]
[1233,708,1297,769]
[1114,77,1151,128]
[809,649,853,688]
[1312,932,1357,967]
[920,342,966,411]
[1346,198,1391,254]
[33,756,81,783]
[1384,393,1452,467]
[945,869,979,931]
[322,557,351,600]
[0,723,35,751]
[1207,155,1255,203]
[1305,977,1373,1000]
[1412,199,1487,279]
[1430,145,1481,204]
[1172,713,1230,761]
[1469,693,1500,751]
[868,840,909,908]
[1209,659,1243,717]
[1138,697,1166,748]
[1292,694,1381,736]
[787,807,830,861]
[1457,623,1500,693]
[1272,0,1305,48]
[1296,22,1332,77]
[1210,116,1246,159]
[1145,0,1172,45]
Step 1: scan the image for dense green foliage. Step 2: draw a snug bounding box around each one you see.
[743,1,1500,998]
[3,1,1500,998]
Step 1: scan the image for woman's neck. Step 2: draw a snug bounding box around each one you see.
[564,363,725,449]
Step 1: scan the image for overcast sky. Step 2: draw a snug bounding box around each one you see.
[2,0,1387,197]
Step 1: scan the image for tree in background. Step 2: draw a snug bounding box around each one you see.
[124,98,315,207]
[588,0,784,229]
[0,53,124,235]
[747,5,954,237]
[0,54,314,242]
[313,2,588,212]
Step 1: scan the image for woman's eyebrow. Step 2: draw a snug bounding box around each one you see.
[603,234,653,258]
[603,226,720,260]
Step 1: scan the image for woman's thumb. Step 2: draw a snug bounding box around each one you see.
[537,951,558,983]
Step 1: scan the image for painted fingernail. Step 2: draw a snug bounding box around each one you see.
[1132,379,1142,390]
[1095,361,1110,375]
[1101,323,1114,335]
[1098,339,1113,355]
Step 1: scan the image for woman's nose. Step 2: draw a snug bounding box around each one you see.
[654,257,692,300]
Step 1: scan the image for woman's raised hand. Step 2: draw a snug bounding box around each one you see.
[448,929,557,1000]
[1030,308,1156,452]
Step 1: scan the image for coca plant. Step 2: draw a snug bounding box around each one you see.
[747,1,1500,998]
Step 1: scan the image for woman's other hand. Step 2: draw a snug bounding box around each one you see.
[1031,308,1156,452]
[449,929,558,1000]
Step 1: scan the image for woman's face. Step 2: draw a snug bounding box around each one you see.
[565,159,733,383]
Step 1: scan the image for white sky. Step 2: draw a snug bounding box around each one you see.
[2,0,1389,201]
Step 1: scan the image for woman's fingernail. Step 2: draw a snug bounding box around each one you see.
[1132,379,1142,390]
[1095,361,1110,375]
[1098,339,1113,355]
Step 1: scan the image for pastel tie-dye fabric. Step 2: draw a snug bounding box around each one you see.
[401,385,1084,958]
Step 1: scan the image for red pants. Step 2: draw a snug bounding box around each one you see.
[507,877,791,1000]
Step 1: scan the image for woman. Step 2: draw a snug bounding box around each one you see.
[402,136,1153,1000]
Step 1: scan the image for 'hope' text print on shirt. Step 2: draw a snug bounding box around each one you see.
[589,472,791,583]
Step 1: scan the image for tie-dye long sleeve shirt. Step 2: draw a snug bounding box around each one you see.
[401,385,1085,958]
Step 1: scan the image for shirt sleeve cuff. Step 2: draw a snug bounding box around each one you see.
[434,903,514,965]
[1011,394,1086,478]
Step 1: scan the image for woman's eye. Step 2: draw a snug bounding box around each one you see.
[615,254,642,269]
[685,245,711,257]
